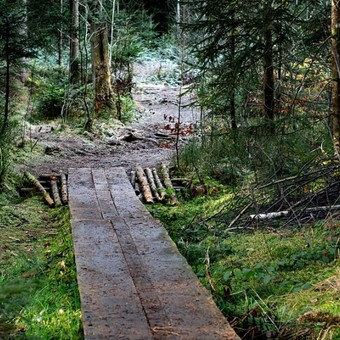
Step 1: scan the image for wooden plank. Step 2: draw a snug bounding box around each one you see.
[69,167,240,340]
[71,219,152,339]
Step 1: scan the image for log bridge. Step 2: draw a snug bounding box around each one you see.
[68,168,239,339]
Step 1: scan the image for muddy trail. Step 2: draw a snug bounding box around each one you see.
[22,81,199,177]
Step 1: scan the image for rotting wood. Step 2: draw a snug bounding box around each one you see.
[145,168,162,201]
[60,173,68,204]
[160,163,178,205]
[24,171,54,206]
[136,166,153,204]
[51,180,62,206]
[152,168,166,200]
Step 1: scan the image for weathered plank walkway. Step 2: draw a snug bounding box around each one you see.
[68,168,239,339]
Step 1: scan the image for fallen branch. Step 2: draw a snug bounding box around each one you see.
[249,204,340,221]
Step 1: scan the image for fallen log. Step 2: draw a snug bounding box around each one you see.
[152,168,166,200]
[60,173,68,204]
[51,180,61,207]
[145,168,162,201]
[250,211,289,221]
[249,204,340,221]
[24,171,54,207]
[160,163,178,205]
[136,166,154,204]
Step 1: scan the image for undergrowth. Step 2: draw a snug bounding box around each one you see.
[149,190,340,339]
[0,193,82,339]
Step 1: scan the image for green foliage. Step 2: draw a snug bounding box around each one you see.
[0,196,82,339]
[0,117,18,186]
[179,115,332,185]
[149,193,340,338]
[26,62,67,121]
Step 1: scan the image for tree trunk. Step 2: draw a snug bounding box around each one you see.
[230,19,237,130]
[90,22,116,117]
[70,0,80,83]
[263,26,275,120]
[2,27,10,134]
[58,0,63,66]
[136,166,153,204]
[331,0,340,157]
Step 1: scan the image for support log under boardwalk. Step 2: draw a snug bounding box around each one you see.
[51,180,61,206]
[145,168,161,202]
[152,168,166,200]
[160,163,178,205]
[60,173,68,204]
[136,166,153,204]
[24,171,54,207]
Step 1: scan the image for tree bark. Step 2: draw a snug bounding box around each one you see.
[51,180,61,206]
[160,163,178,205]
[58,0,64,66]
[90,22,116,117]
[332,0,340,157]
[145,168,162,201]
[136,166,154,204]
[24,172,54,206]
[70,0,80,83]
[61,173,68,204]
[263,24,275,120]
[152,168,166,200]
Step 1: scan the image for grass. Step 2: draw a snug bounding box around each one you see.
[148,189,340,339]
[0,192,82,339]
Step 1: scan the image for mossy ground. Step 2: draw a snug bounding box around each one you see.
[0,192,82,339]
[149,189,340,339]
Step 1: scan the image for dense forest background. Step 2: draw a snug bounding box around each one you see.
[0,0,340,339]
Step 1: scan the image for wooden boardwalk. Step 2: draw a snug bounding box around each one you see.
[68,168,239,339]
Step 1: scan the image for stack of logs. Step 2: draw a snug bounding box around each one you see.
[131,163,179,205]
[23,172,68,207]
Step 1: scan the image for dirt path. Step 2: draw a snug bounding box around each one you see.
[22,81,199,176]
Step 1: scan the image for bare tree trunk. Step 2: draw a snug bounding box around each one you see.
[230,16,237,130]
[90,23,116,117]
[70,0,80,83]
[331,0,340,157]
[264,27,274,120]
[2,27,10,134]
[58,0,63,66]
